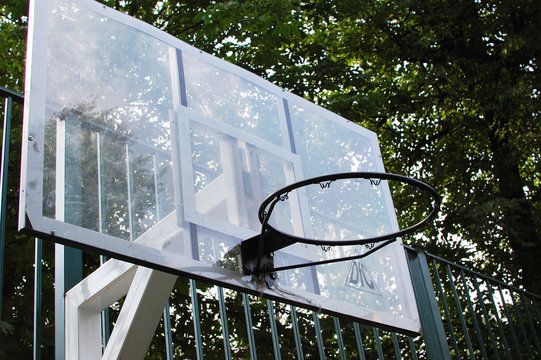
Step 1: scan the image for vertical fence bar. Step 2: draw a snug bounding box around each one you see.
[408,337,419,360]
[407,249,451,360]
[431,259,460,358]
[372,327,384,360]
[472,276,499,360]
[267,300,281,360]
[217,287,232,360]
[353,323,366,360]
[520,294,541,355]
[190,280,204,360]
[497,285,523,360]
[33,238,43,360]
[0,96,13,326]
[485,283,513,360]
[290,306,304,360]
[55,246,83,360]
[446,264,475,360]
[313,312,326,359]
[391,332,401,359]
[353,322,366,360]
[459,269,488,359]
[243,293,257,360]
[163,300,174,360]
[333,317,346,360]
[533,298,541,325]
[510,291,533,358]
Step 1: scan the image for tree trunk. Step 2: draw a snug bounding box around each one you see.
[488,121,541,294]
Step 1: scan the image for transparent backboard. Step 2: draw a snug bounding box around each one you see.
[20,0,421,334]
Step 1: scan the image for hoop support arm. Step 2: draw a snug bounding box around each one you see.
[239,172,441,278]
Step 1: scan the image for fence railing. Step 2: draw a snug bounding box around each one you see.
[425,250,541,359]
[1,86,540,359]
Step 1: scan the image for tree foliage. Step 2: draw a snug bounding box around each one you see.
[93,0,541,291]
[1,0,540,357]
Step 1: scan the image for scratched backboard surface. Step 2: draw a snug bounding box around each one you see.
[20,0,420,333]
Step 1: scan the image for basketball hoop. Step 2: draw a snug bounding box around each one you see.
[240,172,441,281]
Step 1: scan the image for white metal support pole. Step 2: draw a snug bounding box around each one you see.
[65,260,137,360]
[101,267,177,360]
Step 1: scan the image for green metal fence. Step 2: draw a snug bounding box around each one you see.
[2,87,540,359]
[0,86,25,347]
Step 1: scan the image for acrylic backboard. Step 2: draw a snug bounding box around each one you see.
[20,0,421,334]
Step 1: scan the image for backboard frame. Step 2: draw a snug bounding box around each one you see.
[20,0,422,335]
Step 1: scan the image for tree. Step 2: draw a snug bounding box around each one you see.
[112,0,540,293]
[293,0,541,293]
[0,0,26,93]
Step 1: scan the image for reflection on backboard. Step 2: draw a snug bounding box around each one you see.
[20,0,421,334]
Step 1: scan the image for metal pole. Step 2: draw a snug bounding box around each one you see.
[407,248,451,360]
[313,312,326,359]
[485,282,513,360]
[290,306,304,359]
[459,269,488,358]
[267,300,281,360]
[217,286,232,360]
[372,327,384,360]
[242,293,257,360]
[333,317,346,360]
[163,299,174,360]
[54,245,82,359]
[497,284,523,359]
[408,336,419,360]
[33,238,43,360]
[472,275,500,359]
[0,96,13,326]
[190,280,204,360]
[430,258,461,357]
[54,115,83,359]
[353,322,366,360]
[391,332,401,359]
[446,264,475,359]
